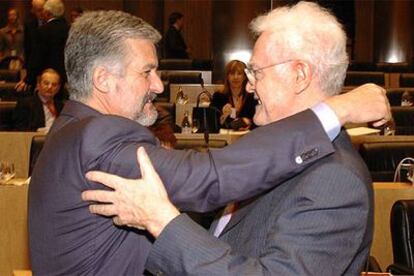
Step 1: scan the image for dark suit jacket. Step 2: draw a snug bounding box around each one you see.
[26,17,69,86]
[23,14,40,69]
[164,26,188,59]
[12,92,64,131]
[29,100,334,275]
[146,131,373,275]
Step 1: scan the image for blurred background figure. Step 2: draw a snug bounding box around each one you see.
[70,7,83,25]
[13,68,64,132]
[164,11,189,59]
[211,60,257,130]
[0,8,24,62]
[16,0,45,92]
[17,0,69,101]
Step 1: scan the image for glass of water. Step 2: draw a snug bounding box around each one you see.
[0,161,16,183]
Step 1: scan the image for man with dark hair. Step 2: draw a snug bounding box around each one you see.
[164,11,189,58]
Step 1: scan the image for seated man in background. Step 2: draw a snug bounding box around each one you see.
[13,68,63,131]
[84,2,375,275]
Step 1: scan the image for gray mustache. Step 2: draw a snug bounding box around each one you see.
[145,93,157,103]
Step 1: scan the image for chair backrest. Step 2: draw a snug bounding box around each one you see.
[159,59,193,70]
[161,71,203,84]
[159,59,213,71]
[29,135,46,176]
[392,106,414,135]
[344,71,385,87]
[390,200,414,268]
[0,101,16,130]
[359,141,414,181]
[0,82,19,101]
[400,73,414,87]
[0,69,20,82]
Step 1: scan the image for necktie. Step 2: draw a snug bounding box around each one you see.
[46,101,57,117]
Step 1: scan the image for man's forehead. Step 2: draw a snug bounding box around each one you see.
[250,33,277,66]
[41,72,60,82]
[124,38,158,68]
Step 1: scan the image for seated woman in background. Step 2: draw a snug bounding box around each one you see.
[211,60,257,130]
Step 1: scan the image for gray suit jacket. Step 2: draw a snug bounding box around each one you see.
[146,131,373,275]
[29,100,334,275]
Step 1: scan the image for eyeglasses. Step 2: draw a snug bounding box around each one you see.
[244,60,294,83]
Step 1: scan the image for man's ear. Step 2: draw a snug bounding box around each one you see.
[92,66,112,94]
[294,60,312,94]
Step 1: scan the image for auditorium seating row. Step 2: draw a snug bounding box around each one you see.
[344,71,414,89]
[353,135,414,182]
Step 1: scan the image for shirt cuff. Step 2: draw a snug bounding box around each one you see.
[311,102,340,141]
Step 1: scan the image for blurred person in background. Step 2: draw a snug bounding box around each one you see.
[13,68,63,131]
[211,60,257,130]
[164,12,189,59]
[0,8,24,61]
[16,0,69,101]
[15,0,45,91]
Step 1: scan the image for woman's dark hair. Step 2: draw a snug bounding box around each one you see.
[168,12,184,25]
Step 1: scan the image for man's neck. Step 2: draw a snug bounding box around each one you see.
[37,93,53,104]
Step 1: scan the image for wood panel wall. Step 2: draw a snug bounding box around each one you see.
[2,0,414,79]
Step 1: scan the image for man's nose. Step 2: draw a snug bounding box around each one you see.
[151,73,164,94]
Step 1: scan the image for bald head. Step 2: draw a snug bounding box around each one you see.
[32,0,45,9]
[32,0,45,19]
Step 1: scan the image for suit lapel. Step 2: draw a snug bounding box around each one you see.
[219,196,260,237]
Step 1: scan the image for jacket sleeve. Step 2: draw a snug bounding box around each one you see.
[86,108,335,212]
[145,163,371,275]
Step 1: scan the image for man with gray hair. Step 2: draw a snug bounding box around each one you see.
[29,8,389,275]
[83,2,377,275]
[23,0,68,96]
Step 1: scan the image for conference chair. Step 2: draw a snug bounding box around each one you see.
[0,101,16,130]
[392,106,414,135]
[359,141,414,182]
[29,135,46,176]
[400,73,414,88]
[387,200,414,275]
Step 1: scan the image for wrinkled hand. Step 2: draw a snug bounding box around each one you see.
[82,147,180,238]
[325,83,391,127]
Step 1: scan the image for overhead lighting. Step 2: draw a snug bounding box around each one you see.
[225,50,252,64]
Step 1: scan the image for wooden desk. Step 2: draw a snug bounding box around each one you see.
[0,182,30,276]
[0,131,45,178]
[175,130,248,147]
[371,182,414,269]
